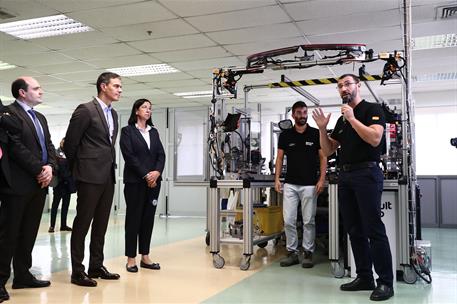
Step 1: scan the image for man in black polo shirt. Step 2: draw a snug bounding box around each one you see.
[275,101,326,268]
[312,74,393,301]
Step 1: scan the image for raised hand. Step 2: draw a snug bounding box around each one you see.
[312,108,331,130]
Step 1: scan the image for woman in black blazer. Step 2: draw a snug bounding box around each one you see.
[120,99,165,273]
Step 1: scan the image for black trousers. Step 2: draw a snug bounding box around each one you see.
[0,189,47,285]
[338,166,393,287]
[50,189,71,228]
[124,182,160,258]
[70,180,114,274]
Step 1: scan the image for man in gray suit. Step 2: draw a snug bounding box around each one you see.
[64,72,121,287]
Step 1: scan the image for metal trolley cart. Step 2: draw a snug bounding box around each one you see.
[208,179,283,270]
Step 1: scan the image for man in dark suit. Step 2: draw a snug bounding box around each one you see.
[0,77,56,303]
[64,72,121,287]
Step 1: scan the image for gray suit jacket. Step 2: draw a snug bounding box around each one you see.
[64,99,118,184]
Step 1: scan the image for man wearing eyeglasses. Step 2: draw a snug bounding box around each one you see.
[312,74,393,301]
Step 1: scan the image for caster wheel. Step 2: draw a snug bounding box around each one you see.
[205,231,210,246]
[213,254,225,269]
[402,265,417,284]
[240,255,251,271]
[257,241,268,248]
[330,261,345,278]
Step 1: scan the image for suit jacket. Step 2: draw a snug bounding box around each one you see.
[120,124,165,184]
[6,102,57,193]
[64,99,118,184]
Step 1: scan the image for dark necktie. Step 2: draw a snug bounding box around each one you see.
[28,109,48,164]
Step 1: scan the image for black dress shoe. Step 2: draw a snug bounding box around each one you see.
[88,266,120,280]
[71,272,97,287]
[12,277,51,289]
[0,286,9,302]
[370,284,394,301]
[126,264,138,273]
[340,277,375,291]
[60,226,72,231]
[140,261,160,270]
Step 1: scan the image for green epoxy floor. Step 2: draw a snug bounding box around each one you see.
[30,212,457,303]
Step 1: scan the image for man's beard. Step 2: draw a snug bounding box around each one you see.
[341,90,356,104]
[295,117,307,126]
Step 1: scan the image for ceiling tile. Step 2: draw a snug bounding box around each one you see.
[128,72,194,83]
[33,31,119,50]
[160,0,276,17]
[31,62,97,75]
[88,54,161,69]
[51,70,105,82]
[59,43,142,61]
[308,26,402,45]
[68,1,176,28]
[37,0,141,13]
[0,1,59,21]
[128,34,216,52]
[1,52,74,67]
[207,23,301,45]
[148,79,207,88]
[0,39,50,55]
[283,0,399,21]
[105,19,198,41]
[223,37,305,56]
[296,9,401,36]
[154,46,232,63]
[172,56,244,71]
[185,5,289,32]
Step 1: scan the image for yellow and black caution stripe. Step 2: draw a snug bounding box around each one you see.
[268,74,383,88]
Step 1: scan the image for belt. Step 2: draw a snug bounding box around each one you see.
[341,161,378,172]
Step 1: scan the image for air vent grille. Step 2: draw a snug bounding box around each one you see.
[436,5,457,19]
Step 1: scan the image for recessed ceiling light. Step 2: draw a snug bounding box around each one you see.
[0,14,93,39]
[174,90,212,97]
[107,64,179,76]
[0,60,16,70]
[412,33,457,50]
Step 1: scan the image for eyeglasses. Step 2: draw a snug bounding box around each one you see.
[337,82,357,89]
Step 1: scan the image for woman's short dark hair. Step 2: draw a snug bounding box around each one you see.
[96,72,121,94]
[11,78,28,99]
[128,98,153,126]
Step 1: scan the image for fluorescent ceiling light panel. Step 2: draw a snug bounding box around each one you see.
[108,64,179,76]
[412,33,457,50]
[174,90,212,97]
[0,14,93,39]
[0,60,16,70]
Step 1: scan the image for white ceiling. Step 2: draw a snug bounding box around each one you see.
[0,0,455,115]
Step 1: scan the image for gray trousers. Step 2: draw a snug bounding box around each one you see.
[283,183,317,253]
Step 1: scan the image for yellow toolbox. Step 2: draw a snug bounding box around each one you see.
[235,206,284,235]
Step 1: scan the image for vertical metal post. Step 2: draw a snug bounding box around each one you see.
[328,183,339,261]
[242,183,253,255]
[209,183,220,253]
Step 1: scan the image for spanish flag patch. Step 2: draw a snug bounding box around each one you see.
[372,116,380,120]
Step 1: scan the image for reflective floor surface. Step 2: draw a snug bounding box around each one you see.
[4,212,457,303]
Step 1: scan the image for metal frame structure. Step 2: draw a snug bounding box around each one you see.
[206,1,421,278]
